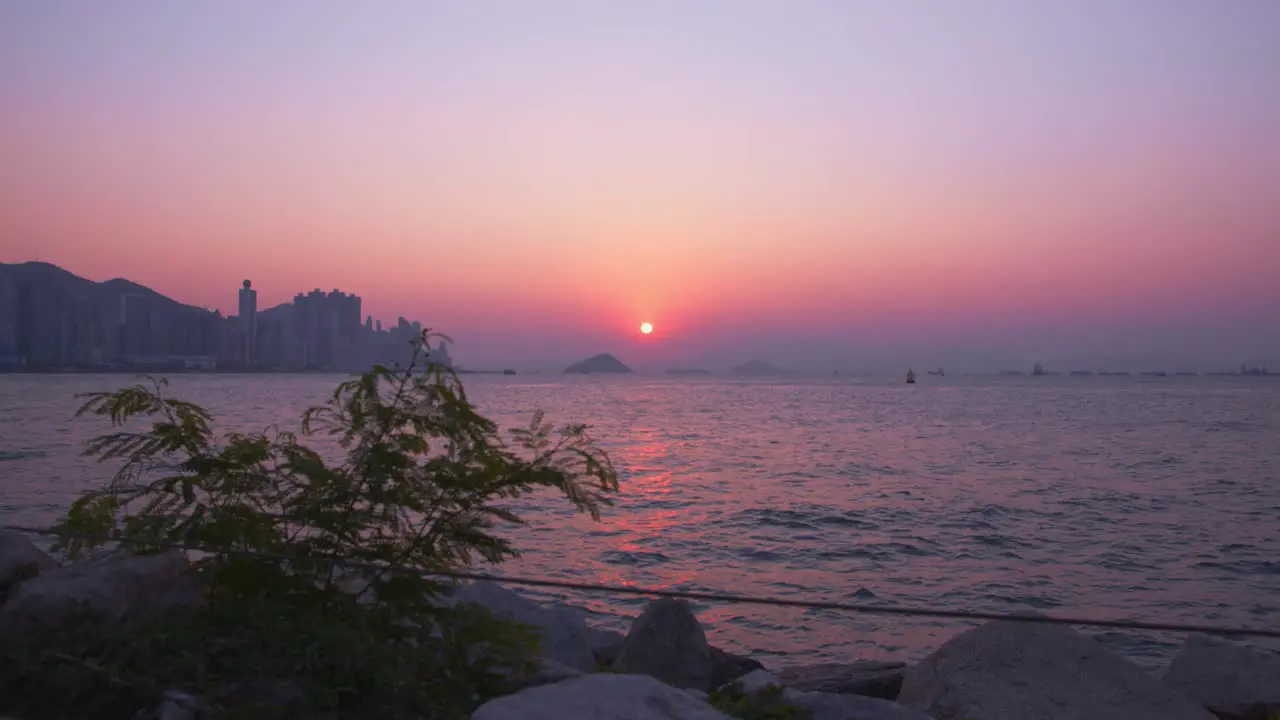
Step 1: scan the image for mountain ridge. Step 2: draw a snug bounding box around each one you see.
[564,353,632,374]
[0,261,217,316]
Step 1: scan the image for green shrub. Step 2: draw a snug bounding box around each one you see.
[708,682,812,720]
[0,332,618,719]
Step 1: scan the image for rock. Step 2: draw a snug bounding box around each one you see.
[783,688,937,720]
[1163,634,1280,720]
[614,598,714,691]
[511,658,586,691]
[685,689,709,702]
[897,619,1217,720]
[150,690,200,720]
[546,613,760,684]
[588,625,627,665]
[709,646,766,689]
[0,530,58,596]
[472,673,734,720]
[0,550,198,629]
[735,669,782,695]
[776,661,907,700]
[220,678,306,716]
[451,581,595,671]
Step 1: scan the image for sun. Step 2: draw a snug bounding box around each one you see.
[640,322,654,335]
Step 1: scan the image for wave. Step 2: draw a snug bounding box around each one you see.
[0,450,47,462]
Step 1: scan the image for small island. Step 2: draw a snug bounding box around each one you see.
[564,353,633,374]
[728,359,786,376]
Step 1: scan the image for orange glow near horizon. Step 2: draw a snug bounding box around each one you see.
[1,2,1279,368]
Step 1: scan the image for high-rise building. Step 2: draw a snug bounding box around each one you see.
[325,289,361,343]
[427,340,452,367]
[15,281,38,365]
[118,294,154,360]
[238,280,257,366]
[291,287,363,369]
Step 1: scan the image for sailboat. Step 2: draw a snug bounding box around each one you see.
[906,368,916,384]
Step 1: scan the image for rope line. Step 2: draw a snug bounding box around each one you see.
[6,524,1280,639]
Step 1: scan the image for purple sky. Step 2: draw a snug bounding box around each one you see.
[2,1,1278,370]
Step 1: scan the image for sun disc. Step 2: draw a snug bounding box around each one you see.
[640,322,654,335]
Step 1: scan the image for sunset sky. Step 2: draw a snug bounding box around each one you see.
[2,1,1278,369]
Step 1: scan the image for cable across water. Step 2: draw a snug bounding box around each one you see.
[6,523,1279,640]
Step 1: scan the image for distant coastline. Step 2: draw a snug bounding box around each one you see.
[7,366,1277,379]
[0,366,352,375]
[0,366,515,376]
[664,368,713,376]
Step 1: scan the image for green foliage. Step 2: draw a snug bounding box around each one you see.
[0,332,619,719]
[0,601,529,719]
[0,560,41,603]
[708,681,812,720]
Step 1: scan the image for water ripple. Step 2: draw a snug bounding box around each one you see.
[2,373,1278,670]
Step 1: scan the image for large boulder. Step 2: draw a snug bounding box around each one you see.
[472,673,734,720]
[588,625,627,665]
[734,669,783,695]
[709,646,766,689]
[218,678,305,717]
[0,530,58,596]
[451,581,595,671]
[510,657,586,691]
[783,688,937,720]
[0,550,199,629]
[614,598,714,691]
[720,669,932,720]
[148,690,201,720]
[896,619,1217,720]
[776,660,906,699]
[1162,634,1280,719]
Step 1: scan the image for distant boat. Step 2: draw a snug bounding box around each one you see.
[927,368,945,376]
[502,369,517,375]
[906,368,916,384]
[1032,362,1045,376]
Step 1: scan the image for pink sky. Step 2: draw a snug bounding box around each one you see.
[2,2,1278,368]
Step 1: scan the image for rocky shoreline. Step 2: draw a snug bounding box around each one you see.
[2,530,1278,719]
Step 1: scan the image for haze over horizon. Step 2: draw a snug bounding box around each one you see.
[2,1,1278,371]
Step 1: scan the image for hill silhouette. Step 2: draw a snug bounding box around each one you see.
[728,359,785,376]
[0,262,213,316]
[564,353,632,374]
[664,368,712,376]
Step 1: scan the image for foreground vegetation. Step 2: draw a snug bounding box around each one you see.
[0,332,619,719]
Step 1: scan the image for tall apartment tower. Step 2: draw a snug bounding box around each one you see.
[238,280,257,366]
